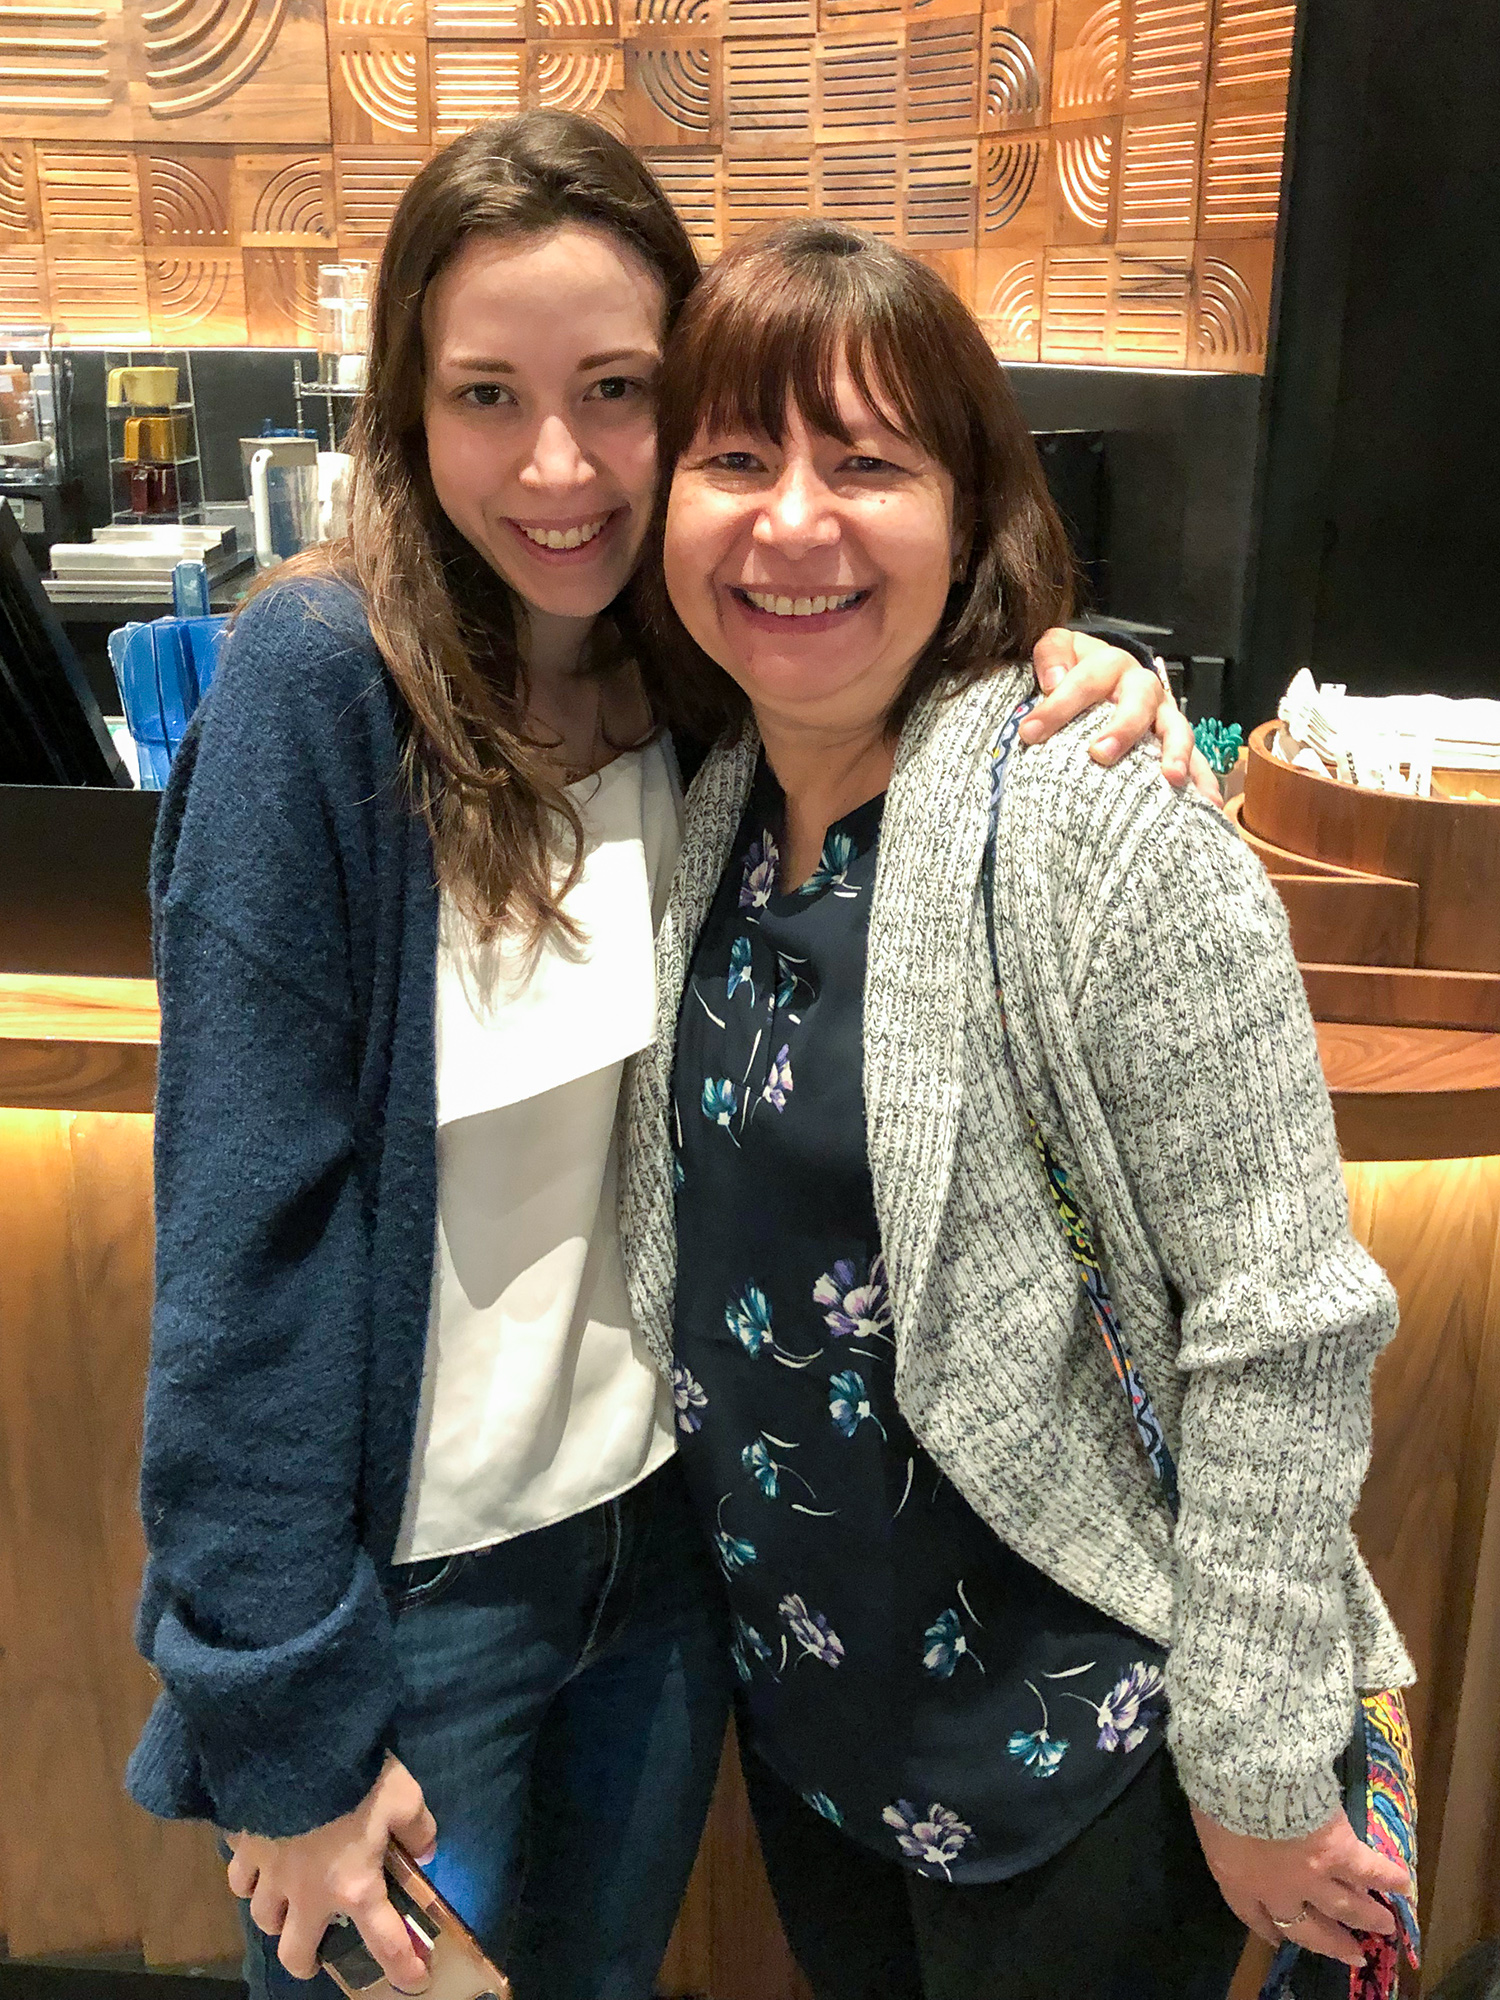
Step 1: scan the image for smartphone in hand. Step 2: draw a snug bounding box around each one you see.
[318,1842,510,2000]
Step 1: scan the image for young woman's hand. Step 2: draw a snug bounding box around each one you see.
[1190,1803,1412,1968]
[224,1755,439,1990]
[1023,628,1222,804]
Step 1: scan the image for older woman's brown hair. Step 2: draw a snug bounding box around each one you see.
[642,221,1075,738]
[280,112,700,944]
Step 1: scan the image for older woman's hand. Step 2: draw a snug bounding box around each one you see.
[1023,627,1223,805]
[1190,1804,1412,1969]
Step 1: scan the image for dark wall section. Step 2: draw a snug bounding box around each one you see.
[1009,366,1262,668]
[1242,0,1500,722]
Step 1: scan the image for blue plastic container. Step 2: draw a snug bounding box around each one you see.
[107,613,228,789]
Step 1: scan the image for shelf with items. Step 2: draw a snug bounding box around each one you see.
[292,360,363,452]
[102,349,205,527]
[0,324,87,561]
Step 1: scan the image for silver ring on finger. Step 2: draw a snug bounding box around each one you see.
[1269,1903,1310,1934]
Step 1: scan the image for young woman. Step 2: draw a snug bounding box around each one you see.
[622,222,1413,2000]
[127,115,1198,2000]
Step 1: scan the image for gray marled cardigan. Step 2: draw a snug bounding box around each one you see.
[621,664,1411,1844]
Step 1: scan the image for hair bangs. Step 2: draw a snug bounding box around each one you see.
[683,249,931,456]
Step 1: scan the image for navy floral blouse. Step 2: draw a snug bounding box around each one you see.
[669,757,1169,1884]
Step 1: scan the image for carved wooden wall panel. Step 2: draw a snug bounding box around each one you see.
[2,0,1292,362]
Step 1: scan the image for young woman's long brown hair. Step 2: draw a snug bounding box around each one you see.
[297,112,700,943]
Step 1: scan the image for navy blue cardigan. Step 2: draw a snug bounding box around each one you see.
[126,579,443,1836]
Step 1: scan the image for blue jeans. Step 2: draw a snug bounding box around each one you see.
[245,1458,731,2000]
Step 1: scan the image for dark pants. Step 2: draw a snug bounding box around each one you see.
[744,1743,1248,2000]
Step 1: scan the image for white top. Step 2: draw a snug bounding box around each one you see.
[393,739,683,1563]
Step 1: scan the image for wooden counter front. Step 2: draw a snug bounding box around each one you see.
[2,985,1498,1995]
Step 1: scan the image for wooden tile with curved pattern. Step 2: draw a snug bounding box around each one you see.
[331,29,430,140]
[333,143,426,243]
[139,144,234,241]
[236,146,336,242]
[146,248,246,337]
[124,0,331,143]
[242,240,320,338]
[978,130,1048,243]
[975,243,1043,357]
[625,37,722,146]
[0,143,43,240]
[1049,0,1119,121]
[981,2,1053,133]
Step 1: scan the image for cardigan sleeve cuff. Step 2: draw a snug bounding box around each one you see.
[127,1557,400,1837]
[1167,1730,1346,1842]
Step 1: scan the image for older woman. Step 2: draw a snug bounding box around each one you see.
[622,223,1414,2000]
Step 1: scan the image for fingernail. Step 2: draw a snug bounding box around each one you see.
[1018,717,1043,740]
[1093,736,1118,761]
[1037,665,1060,693]
[414,1846,437,1867]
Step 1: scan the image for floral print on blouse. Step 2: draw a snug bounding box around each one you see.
[670,756,1168,1884]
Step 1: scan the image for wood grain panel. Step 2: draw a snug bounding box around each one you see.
[1040,239,1108,357]
[1116,106,1200,238]
[0,1041,157,1112]
[723,38,812,145]
[1225,792,1415,885]
[722,143,811,230]
[47,249,152,335]
[814,26,901,143]
[974,245,1042,356]
[1049,0,1120,121]
[0,0,1290,361]
[1243,722,1500,974]
[980,1,1053,132]
[1106,239,1190,363]
[430,38,523,134]
[1123,0,1207,104]
[140,144,235,243]
[0,142,43,239]
[978,131,1048,244]
[1199,95,1285,234]
[1272,872,1421,970]
[1048,112,1116,237]
[1319,1024,1500,1164]
[0,0,132,141]
[644,144,721,248]
[242,241,322,338]
[332,29,431,141]
[148,250,248,339]
[124,0,332,143]
[0,1111,154,1953]
[1191,234,1271,369]
[904,12,978,135]
[1206,0,1292,100]
[1301,963,1500,1036]
[334,145,426,244]
[428,0,526,33]
[0,244,50,321]
[625,37,722,145]
[903,137,977,244]
[816,139,900,235]
[36,142,143,247]
[237,147,337,243]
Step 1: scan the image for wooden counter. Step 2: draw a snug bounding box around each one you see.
[2,978,1497,1997]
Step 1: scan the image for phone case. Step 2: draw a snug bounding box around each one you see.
[318,1843,512,2000]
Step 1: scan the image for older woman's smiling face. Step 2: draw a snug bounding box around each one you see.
[663,363,958,737]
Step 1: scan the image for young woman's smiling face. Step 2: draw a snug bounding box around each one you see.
[663,364,958,737]
[422,222,665,623]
